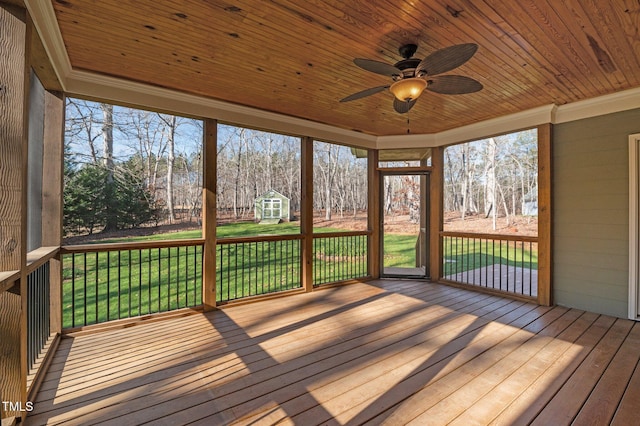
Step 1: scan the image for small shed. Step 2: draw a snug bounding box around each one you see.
[254,189,291,223]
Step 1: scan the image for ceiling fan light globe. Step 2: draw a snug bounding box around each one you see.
[390,78,427,101]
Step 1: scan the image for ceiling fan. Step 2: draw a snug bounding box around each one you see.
[340,43,483,114]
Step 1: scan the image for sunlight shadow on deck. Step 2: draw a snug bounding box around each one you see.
[28,280,640,425]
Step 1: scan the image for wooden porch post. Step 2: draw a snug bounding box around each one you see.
[202,119,217,310]
[419,157,429,273]
[367,150,380,279]
[301,137,314,291]
[429,146,444,281]
[537,123,553,306]
[41,90,64,336]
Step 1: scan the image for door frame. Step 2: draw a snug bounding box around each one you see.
[629,134,640,320]
[379,170,430,279]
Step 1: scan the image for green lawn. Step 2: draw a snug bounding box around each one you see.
[382,234,418,268]
[63,221,369,328]
[95,229,203,244]
[62,222,538,328]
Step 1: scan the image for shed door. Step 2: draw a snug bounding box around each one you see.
[263,199,281,219]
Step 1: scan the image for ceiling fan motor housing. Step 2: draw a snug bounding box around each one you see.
[393,58,422,79]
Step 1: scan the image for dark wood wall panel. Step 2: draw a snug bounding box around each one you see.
[0,5,26,420]
[0,5,25,273]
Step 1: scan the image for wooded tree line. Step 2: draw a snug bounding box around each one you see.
[64,99,203,235]
[64,100,369,236]
[312,141,368,220]
[64,99,536,236]
[215,128,368,221]
[383,174,421,223]
[443,129,538,228]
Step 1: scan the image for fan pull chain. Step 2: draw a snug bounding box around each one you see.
[407,116,411,134]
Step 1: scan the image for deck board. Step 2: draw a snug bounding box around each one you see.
[27,280,640,425]
[530,318,633,425]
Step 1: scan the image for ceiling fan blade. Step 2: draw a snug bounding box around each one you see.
[353,58,402,77]
[393,98,417,114]
[416,43,478,76]
[340,85,389,102]
[427,75,483,95]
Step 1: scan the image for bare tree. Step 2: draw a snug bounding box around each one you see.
[65,99,101,165]
[158,114,177,222]
[314,142,342,221]
[444,129,538,231]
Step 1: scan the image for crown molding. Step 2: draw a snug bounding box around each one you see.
[377,104,557,148]
[25,0,640,149]
[555,86,640,124]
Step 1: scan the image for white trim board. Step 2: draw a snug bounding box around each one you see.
[629,134,640,320]
[24,0,640,149]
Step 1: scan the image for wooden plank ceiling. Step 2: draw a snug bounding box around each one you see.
[51,0,640,136]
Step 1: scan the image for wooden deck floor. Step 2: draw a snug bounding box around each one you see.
[28,280,640,425]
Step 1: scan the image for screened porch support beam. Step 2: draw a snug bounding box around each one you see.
[202,118,217,310]
[537,123,553,306]
[430,146,444,281]
[367,150,380,279]
[301,137,314,292]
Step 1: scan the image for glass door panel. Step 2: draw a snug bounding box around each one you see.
[381,172,428,277]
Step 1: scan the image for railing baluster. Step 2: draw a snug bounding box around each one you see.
[83,253,87,326]
[167,246,171,310]
[519,241,523,295]
[195,245,199,305]
[227,244,231,301]
[137,249,142,316]
[117,250,121,319]
[499,238,503,291]
[259,241,263,296]
[529,241,533,296]
[185,245,189,306]
[27,259,52,374]
[106,251,111,321]
[128,249,132,317]
[178,246,182,308]
[484,237,488,288]
[71,254,76,328]
[253,241,260,294]
[157,247,161,311]
[456,236,460,280]
[465,236,469,285]
[95,252,99,324]
[286,239,290,286]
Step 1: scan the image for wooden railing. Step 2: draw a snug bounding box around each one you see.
[441,231,538,298]
[25,247,59,393]
[312,231,369,286]
[61,239,204,329]
[216,234,302,303]
[61,231,372,322]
